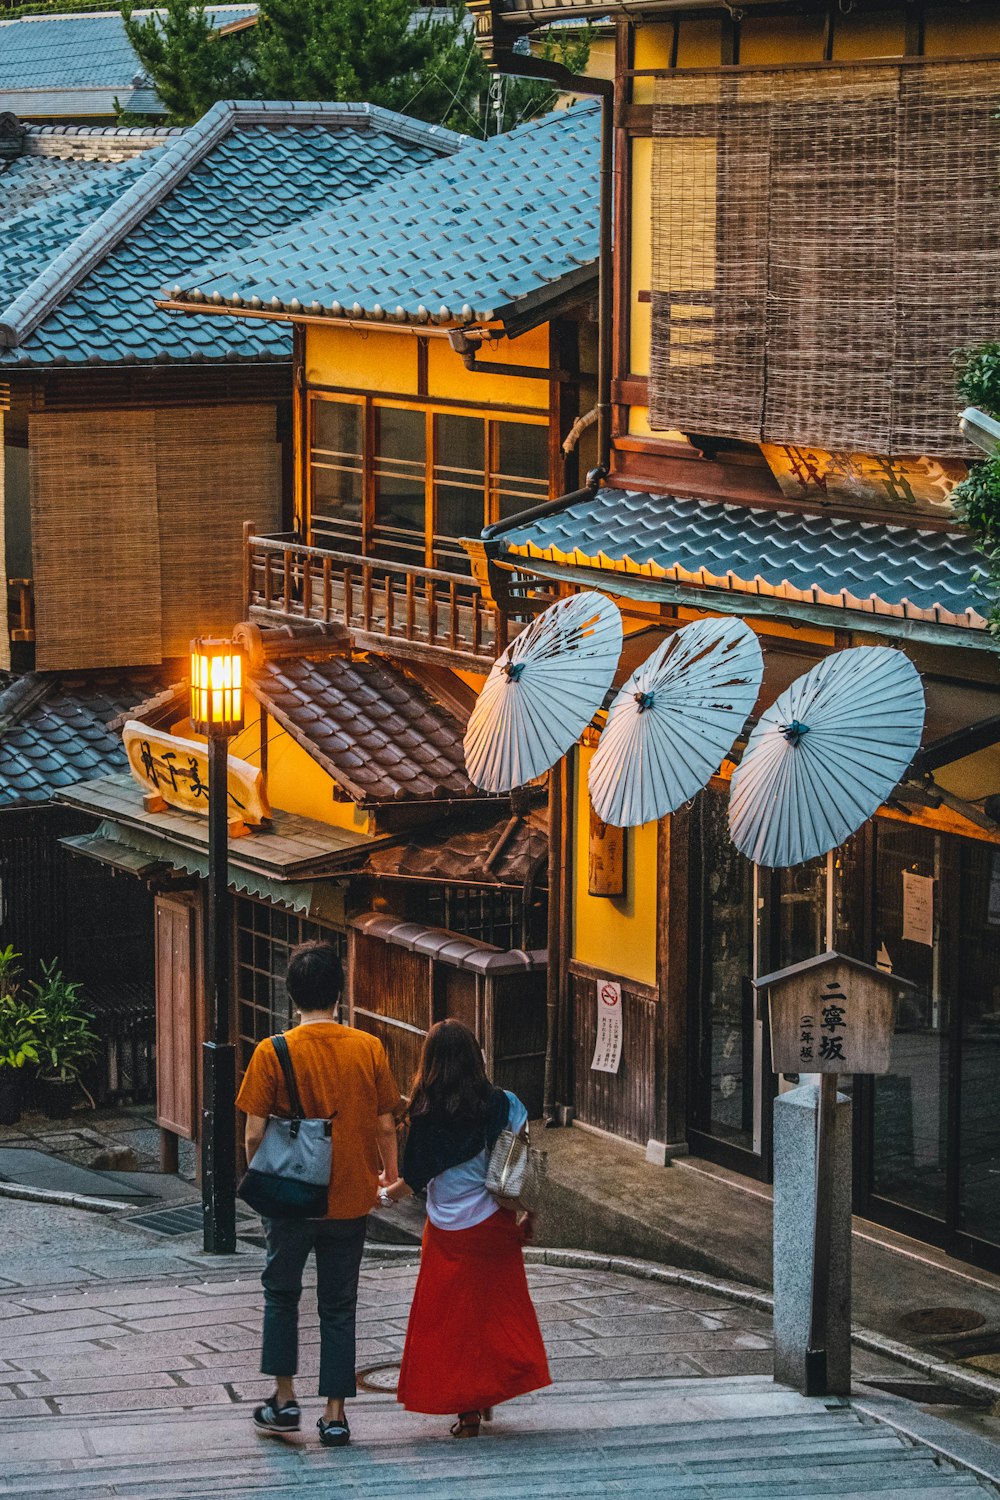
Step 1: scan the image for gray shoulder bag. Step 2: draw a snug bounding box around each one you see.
[485,1118,544,1214]
[237,1033,333,1220]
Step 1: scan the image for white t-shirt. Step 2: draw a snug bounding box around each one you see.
[425,1090,528,1232]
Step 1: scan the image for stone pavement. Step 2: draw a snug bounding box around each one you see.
[1,1199,999,1498]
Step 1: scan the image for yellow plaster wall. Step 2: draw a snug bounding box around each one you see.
[306,326,420,394]
[171,700,371,835]
[571,744,658,987]
[924,6,1000,53]
[305,323,549,411]
[425,325,550,410]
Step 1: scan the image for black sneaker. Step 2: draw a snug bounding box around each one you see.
[253,1394,301,1435]
[317,1414,350,1448]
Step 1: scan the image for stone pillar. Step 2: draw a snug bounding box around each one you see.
[772,1082,852,1396]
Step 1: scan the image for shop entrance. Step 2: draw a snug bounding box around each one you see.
[854,824,1000,1269]
[688,788,1000,1268]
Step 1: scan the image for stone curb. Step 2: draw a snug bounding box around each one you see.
[362,1241,1000,1405]
[0,1180,130,1214]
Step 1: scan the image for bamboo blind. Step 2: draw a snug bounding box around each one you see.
[30,405,280,670]
[650,60,1000,454]
[154,405,281,658]
[31,410,162,671]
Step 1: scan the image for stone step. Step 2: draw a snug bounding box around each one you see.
[0,1379,989,1500]
[0,1424,984,1500]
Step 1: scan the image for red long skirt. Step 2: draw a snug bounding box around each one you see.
[396,1209,551,1415]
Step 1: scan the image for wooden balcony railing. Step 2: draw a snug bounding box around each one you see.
[244,529,507,669]
[7,577,34,643]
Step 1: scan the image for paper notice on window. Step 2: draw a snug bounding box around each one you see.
[590,980,623,1074]
[989,854,1000,928]
[902,871,935,946]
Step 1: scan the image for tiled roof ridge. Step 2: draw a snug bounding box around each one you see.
[0,671,53,734]
[0,99,463,351]
[0,5,256,22]
[23,122,184,140]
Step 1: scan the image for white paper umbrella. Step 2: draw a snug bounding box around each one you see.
[729,646,925,869]
[464,591,623,793]
[588,616,764,828]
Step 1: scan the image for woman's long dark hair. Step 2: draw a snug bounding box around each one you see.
[409,1019,493,1124]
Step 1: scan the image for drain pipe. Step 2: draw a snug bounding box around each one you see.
[488,52,614,473]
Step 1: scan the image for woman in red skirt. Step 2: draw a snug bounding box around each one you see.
[380,1019,550,1436]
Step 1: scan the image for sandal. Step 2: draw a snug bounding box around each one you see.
[450,1410,482,1438]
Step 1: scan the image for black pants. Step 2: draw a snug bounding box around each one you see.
[261,1215,367,1399]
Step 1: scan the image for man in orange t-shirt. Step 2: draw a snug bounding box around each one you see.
[237,941,400,1449]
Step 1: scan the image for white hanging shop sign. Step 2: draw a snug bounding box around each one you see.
[590,979,623,1074]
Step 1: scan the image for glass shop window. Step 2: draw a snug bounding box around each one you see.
[434,413,485,569]
[493,421,550,521]
[373,407,427,564]
[310,399,363,549]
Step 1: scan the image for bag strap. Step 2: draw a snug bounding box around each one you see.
[271,1033,307,1122]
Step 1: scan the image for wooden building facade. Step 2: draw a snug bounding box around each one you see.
[466,0,1000,1268]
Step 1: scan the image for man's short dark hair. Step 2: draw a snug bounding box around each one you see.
[285,941,344,1013]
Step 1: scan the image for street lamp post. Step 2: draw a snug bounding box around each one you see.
[190,638,244,1255]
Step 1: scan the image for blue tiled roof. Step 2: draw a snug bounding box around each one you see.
[2,152,131,219]
[165,102,600,333]
[0,124,182,219]
[0,101,460,368]
[0,152,163,311]
[498,486,990,635]
[0,7,257,116]
[0,669,175,807]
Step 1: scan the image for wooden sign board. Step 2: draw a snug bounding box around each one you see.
[756,951,914,1076]
[588,808,625,897]
[122,721,270,826]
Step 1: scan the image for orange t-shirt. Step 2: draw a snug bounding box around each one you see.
[236,1022,401,1220]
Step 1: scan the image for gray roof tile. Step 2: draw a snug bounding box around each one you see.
[0,668,177,806]
[252,653,483,804]
[165,102,600,333]
[0,101,459,368]
[499,486,990,633]
[0,7,256,115]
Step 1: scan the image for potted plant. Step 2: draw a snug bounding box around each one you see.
[31,961,98,1119]
[0,948,42,1126]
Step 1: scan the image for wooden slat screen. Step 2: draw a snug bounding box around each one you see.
[650,60,1000,455]
[31,409,162,670]
[570,967,656,1145]
[29,404,280,669]
[155,405,281,657]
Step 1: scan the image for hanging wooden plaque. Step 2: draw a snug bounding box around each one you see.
[588,808,626,897]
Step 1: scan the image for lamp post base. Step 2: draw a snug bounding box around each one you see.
[202,1040,237,1255]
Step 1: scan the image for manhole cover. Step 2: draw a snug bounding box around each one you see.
[897,1306,986,1337]
[357,1363,401,1394]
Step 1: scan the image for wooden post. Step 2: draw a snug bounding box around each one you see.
[241,520,255,618]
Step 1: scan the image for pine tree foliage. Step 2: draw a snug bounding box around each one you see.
[121,0,256,124]
[117,0,591,134]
